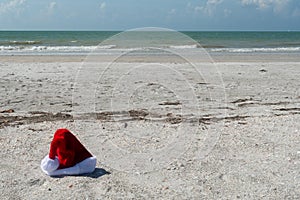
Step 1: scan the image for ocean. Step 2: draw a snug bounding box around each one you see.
[0,31,300,55]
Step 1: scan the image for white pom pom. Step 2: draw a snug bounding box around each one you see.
[41,155,59,174]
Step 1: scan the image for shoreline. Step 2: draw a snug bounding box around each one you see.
[1,52,300,63]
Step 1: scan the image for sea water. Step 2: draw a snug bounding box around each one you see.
[0,31,300,55]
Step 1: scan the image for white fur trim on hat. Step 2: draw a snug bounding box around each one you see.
[41,155,59,175]
[42,156,97,176]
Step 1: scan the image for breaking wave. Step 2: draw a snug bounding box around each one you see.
[211,47,300,53]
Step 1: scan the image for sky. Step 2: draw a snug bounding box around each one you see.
[0,0,300,31]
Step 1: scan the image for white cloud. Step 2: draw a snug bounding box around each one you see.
[47,2,57,15]
[49,2,56,10]
[240,0,290,13]
[100,2,106,10]
[224,8,232,17]
[194,6,202,12]
[272,0,290,13]
[241,0,268,9]
[168,8,176,15]
[186,2,192,8]
[194,0,223,16]
[0,0,26,15]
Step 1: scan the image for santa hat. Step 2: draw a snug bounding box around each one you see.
[41,128,96,176]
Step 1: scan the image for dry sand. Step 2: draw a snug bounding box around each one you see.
[0,54,299,199]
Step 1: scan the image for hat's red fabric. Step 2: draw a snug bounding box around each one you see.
[49,128,92,169]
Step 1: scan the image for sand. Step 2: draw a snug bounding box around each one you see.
[0,54,299,199]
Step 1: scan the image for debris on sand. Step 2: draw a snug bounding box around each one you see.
[0,109,15,113]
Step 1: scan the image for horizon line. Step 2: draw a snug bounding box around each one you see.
[0,29,300,32]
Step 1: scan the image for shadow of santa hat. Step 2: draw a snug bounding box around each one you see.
[41,128,96,176]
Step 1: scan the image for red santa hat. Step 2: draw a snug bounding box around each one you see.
[49,128,93,169]
[41,128,96,176]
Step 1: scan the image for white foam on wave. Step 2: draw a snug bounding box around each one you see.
[2,44,300,55]
[45,46,98,51]
[169,44,198,49]
[10,40,41,45]
[0,46,17,51]
[211,47,300,53]
[0,45,117,53]
[96,45,117,49]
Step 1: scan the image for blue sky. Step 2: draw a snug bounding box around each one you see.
[0,0,299,31]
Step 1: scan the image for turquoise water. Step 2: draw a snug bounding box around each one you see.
[187,31,300,48]
[0,31,300,54]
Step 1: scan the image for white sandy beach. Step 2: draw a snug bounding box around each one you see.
[0,54,299,199]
